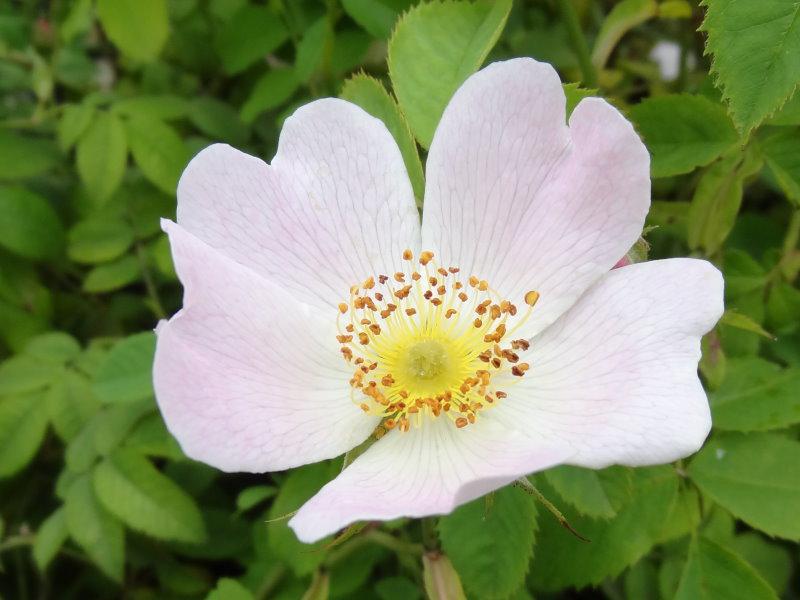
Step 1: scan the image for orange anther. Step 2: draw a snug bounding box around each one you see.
[525,290,540,307]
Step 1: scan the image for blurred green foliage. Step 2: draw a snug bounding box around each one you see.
[0,0,799,598]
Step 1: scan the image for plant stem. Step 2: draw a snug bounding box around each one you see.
[0,534,34,553]
[420,517,439,551]
[366,530,424,556]
[134,240,166,320]
[255,564,286,600]
[556,0,598,87]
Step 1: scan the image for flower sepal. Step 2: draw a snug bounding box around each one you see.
[422,551,467,600]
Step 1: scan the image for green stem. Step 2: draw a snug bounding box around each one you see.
[782,210,800,257]
[366,530,424,556]
[0,535,34,553]
[513,478,589,542]
[556,0,598,87]
[134,240,167,320]
[420,517,439,551]
[255,564,286,600]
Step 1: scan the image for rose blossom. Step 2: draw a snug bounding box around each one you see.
[153,58,723,543]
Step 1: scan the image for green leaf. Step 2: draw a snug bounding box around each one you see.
[342,0,405,39]
[33,508,68,571]
[329,544,388,598]
[113,94,191,121]
[376,577,422,600]
[730,532,793,595]
[330,30,372,78]
[240,69,299,123]
[543,465,616,519]
[206,578,254,600]
[720,310,773,339]
[93,400,153,456]
[674,536,777,600]
[439,486,536,599]
[171,508,248,560]
[766,282,800,334]
[76,111,128,204]
[761,129,800,205]
[214,4,289,75]
[93,332,156,404]
[60,0,93,42]
[93,448,207,543]
[125,115,190,195]
[268,462,335,575]
[123,413,182,459]
[295,18,331,83]
[65,416,101,473]
[388,0,512,148]
[768,92,800,126]
[64,473,125,582]
[236,485,277,512]
[0,186,64,261]
[0,130,61,181]
[24,332,81,364]
[562,83,596,117]
[723,249,767,297]
[591,0,657,70]
[687,146,763,254]
[155,558,211,596]
[68,217,134,264]
[189,97,249,146]
[46,369,100,442]
[0,355,56,395]
[82,255,140,293]
[630,94,739,177]
[710,357,800,431]
[530,467,680,590]
[624,559,659,600]
[689,433,800,540]
[0,393,49,478]
[340,74,425,202]
[58,102,95,150]
[96,0,169,62]
[702,0,800,133]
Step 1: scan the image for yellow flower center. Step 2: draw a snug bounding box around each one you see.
[336,250,539,433]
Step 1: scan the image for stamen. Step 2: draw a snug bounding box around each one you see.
[335,250,539,432]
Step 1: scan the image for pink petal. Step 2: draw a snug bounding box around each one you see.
[613,255,632,268]
[153,221,379,472]
[496,258,723,467]
[421,58,650,338]
[176,99,420,310]
[289,417,572,542]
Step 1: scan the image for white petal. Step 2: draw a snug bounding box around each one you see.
[495,258,723,468]
[176,98,420,310]
[422,58,650,337]
[153,221,379,472]
[289,417,573,542]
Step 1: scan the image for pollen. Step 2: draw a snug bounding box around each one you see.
[335,250,539,431]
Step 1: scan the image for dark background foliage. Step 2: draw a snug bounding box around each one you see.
[0,0,798,598]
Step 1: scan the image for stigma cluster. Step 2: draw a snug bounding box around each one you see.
[336,250,539,433]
